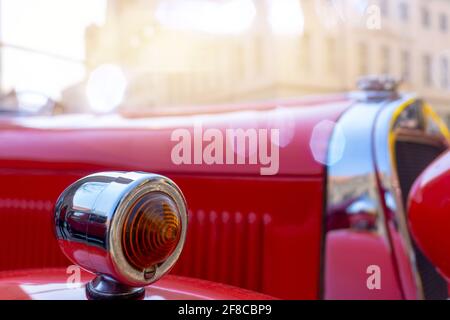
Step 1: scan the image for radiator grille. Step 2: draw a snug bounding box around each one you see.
[395,140,448,300]
[0,198,69,270]
[171,209,269,292]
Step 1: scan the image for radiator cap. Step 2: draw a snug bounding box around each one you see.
[355,75,400,101]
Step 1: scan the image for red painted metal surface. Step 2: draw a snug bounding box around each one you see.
[171,176,324,299]
[409,150,450,281]
[0,269,274,300]
[0,96,351,299]
[325,230,403,299]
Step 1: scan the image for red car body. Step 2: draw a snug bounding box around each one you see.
[409,150,450,282]
[0,88,448,300]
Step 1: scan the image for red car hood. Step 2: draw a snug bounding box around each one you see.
[0,269,274,300]
[0,95,351,176]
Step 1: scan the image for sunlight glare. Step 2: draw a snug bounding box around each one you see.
[1,0,107,99]
[155,0,256,35]
[267,0,305,36]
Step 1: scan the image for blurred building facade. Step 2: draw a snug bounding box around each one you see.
[63,0,450,124]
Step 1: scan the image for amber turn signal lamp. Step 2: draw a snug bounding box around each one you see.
[122,192,182,272]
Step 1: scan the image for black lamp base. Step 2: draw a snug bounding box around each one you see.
[86,275,145,300]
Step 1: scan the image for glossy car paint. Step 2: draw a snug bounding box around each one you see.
[0,95,351,299]
[0,269,274,300]
[409,150,450,281]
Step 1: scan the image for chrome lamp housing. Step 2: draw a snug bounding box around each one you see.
[54,172,188,299]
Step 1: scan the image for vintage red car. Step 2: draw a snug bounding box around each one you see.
[0,76,448,300]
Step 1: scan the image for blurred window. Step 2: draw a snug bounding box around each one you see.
[423,54,433,86]
[379,0,389,17]
[326,37,337,75]
[299,33,311,73]
[357,42,368,76]
[421,7,432,29]
[253,36,264,75]
[440,14,448,32]
[235,43,246,81]
[401,50,411,82]
[441,57,449,89]
[399,2,409,22]
[380,45,390,75]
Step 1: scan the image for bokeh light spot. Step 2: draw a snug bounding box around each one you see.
[86,64,127,113]
[310,120,346,166]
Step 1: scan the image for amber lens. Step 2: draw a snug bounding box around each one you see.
[121,192,181,271]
